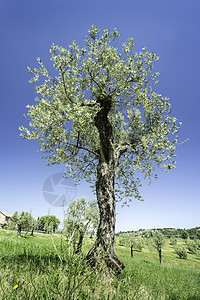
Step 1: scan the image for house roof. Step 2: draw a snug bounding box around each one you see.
[0,211,13,217]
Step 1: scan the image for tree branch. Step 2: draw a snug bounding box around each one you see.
[60,68,74,104]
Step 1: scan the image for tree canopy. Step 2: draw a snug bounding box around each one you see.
[64,197,99,253]
[20,25,183,273]
[37,215,60,233]
[8,211,34,237]
[20,25,182,204]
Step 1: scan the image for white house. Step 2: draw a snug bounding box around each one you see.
[0,211,13,226]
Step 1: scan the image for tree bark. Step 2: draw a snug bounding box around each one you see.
[159,249,162,264]
[131,244,133,258]
[87,95,125,274]
[17,225,22,237]
[87,160,125,273]
[75,230,84,254]
[75,220,91,254]
[30,229,34,236]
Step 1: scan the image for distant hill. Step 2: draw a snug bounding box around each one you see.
[116,227,200,239]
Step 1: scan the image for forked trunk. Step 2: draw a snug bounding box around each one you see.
[87,160,125,274]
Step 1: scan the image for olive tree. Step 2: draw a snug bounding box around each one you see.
[8,211,34,237]
[153,231,166,264]
[37,215,60,233]
[64,197,99,253]
[20,25,182,273]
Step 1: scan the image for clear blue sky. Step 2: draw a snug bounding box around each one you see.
[0,0,199,232]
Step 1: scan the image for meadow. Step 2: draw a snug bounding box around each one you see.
[0,229,200,299]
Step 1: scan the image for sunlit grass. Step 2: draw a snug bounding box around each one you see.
[0,229,200,299]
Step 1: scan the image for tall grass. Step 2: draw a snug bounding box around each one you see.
[0,230,200,299]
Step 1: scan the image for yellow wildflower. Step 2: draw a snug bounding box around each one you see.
[13,285,18,290]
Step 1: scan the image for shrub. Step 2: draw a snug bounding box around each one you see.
[170,237,177,246]
[174,246,187,259]
[181,230,188,240]
[195,239,200,250]
[186,240,198,254]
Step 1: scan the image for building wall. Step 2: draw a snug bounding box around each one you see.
[0,212,6,224]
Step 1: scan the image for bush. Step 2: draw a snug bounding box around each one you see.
[118,237,129,247]
[174,246,187,259]
[195,240,200,250]
[145,238,154,252]
[181,230,188,240]
[170,237,177,246]
[186,240,198,254]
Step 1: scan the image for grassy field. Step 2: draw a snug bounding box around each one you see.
[0,229,200,299]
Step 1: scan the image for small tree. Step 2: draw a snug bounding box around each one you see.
[174,246,187,259]
[152,231,165,264]
[169,237,177,246]
[64,197,99,253]
[8,211,34,237]
[196,231,200,239]
[181,229,188,240]
[24,213,36,237]
[130,238,144,256]
[38,215,60,233]
[29,217,38,236]
[186,240,198,254]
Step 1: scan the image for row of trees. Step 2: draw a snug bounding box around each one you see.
[4,212,60,236]
[119,231,165,264]
[117,228,200,240]
[118,231,200,263]
[2,197,98,253]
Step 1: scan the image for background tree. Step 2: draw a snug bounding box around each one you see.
[181,229,188,240]
[64,197,99,253]
[152,231,165,264]
[130,237,144,255]
[8,211,34,237]
[20,25,182,273]
[196,231,200,239]
[38,215,60,233]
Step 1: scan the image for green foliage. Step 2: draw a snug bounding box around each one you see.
[37,215,60,233]
[169,237,177,246]
[196,230,200,239]
[1,223,7,229]
[130,238,144,252]
[196,239,200,250]
[64,197,99,251]
[8,211,34,236]
[1,230,200,298]
[174,246,188,259]
[186,240,198,254]
[118,235,129,247]
[181,229,189,239]
[0,230,200,298]
[19,25,182,203]
[152,231,165,251]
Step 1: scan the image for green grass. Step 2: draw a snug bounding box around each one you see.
[0,229,200,299]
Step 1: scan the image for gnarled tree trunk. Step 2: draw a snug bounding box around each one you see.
[86,95,125,274]
[87,160,125,273]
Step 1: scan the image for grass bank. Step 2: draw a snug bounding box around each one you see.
[0,229,200,299]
